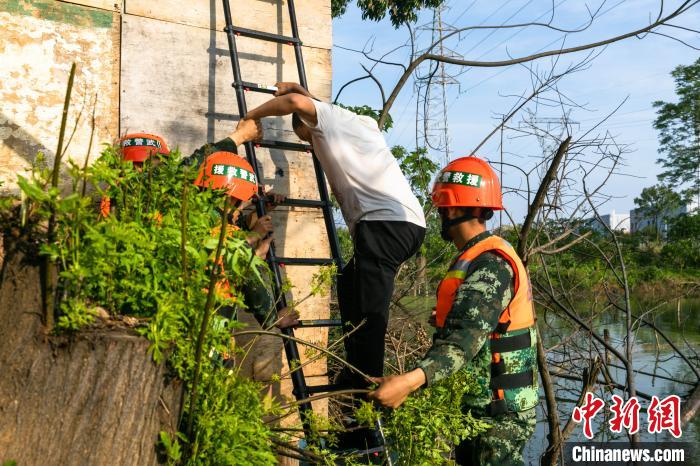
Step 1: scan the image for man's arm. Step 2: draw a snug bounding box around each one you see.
[415,254,513,385]
[369,253,514,408]
[274,82,315,98]
[243,93,318,126]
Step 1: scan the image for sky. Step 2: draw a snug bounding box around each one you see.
[330,0,700,223]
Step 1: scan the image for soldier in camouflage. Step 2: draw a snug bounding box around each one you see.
[370,156,538,466]
[188,121,299,331]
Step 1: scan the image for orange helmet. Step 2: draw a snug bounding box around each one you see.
[120,133,170,163]
[431,156,503,210]
[194,151,258,202]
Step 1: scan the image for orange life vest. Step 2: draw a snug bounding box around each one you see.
[435,234,538,415]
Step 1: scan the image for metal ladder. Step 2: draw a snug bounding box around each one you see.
[221,0,346,439]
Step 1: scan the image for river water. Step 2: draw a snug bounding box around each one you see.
[524,297,700,465]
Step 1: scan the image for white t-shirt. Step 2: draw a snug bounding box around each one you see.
[301,101,426,236]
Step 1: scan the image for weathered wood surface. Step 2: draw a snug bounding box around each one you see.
[0,1,120,196]
[58,0,121,11]
[119,13,331,157]
[0,242,182,466]
[1,2,334,455]
[124,0,332,49]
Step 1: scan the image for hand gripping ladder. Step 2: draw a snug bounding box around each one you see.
[221,0,345,440]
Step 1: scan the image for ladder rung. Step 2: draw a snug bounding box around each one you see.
[255,140,311,152]
[234,81,277,94]
[226,26,300,45]
[273,258,335,266]
[306,383,346,394]
[204,111,238,121]
[277,198,327,208]
[296,319,342,328]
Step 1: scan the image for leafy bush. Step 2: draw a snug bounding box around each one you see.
[357,369,491,464]
[15,146,276,465]
[662,239,700,269]
[667,213,700,241]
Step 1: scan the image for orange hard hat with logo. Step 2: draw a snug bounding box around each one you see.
[431,156,503,210]
[120,133,170,163]
[194,151,258,202]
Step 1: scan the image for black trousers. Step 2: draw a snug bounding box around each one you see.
[338,220,425,386]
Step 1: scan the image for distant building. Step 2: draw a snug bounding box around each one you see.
[630,199,700,236]
[587,210,631,234]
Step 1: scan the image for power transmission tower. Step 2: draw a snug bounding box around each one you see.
[415,3,462,167]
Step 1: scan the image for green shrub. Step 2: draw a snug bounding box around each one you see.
[15,146,276,465]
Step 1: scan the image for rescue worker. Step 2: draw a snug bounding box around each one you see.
[238,82,426,391]
[183,121,282,247]
[369,156,539,466]
[120,132,170,167]
[193,149,298,330]
[100,133,170,217]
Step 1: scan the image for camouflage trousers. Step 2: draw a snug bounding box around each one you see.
[454,408,537,466]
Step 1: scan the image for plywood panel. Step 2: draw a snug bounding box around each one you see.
[0,1,120,195]
[120,14,331,158]
[124,0,331,50]
[120,14,334,422]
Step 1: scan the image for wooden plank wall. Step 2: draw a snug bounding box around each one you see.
[1,0,334,436]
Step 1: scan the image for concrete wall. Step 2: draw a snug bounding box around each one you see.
[1,0,333,426]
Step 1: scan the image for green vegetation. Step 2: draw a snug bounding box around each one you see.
[357,369,490,465]
[633,184,682,240]
[10,147,277,465]
[331,0,446,27]
[5,143,491,465]
[653,56,700,205]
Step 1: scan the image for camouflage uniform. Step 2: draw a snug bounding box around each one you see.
[181,137,239,169]
[415,231,538,466]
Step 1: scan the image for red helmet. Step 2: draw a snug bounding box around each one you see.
[194,151,258,202]
[431,156,503,210]
[120,133,169,163]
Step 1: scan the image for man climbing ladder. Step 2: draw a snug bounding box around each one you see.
[240,83,426,391]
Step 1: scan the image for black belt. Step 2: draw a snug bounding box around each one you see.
[490,370,534,391]
[490,330,531,354]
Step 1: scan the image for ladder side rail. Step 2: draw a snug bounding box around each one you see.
[221,0,314,424]
[287,0,344,268]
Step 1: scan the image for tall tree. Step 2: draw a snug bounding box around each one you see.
[653,57,700,207]
[633,184,682,240]
[332,0,445,27]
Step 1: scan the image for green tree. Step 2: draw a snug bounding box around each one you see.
[336,104,393,131]
[667,212,700,241]
[332,0,445,27]
[653,57,700,206]
[633,184,682,240]
[391,145,438,207]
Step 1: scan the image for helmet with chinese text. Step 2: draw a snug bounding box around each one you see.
[120,133,170,163]
[431,156,503,210]
[194,151,258,202]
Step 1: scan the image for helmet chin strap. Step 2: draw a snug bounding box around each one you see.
[440,209,494,241]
